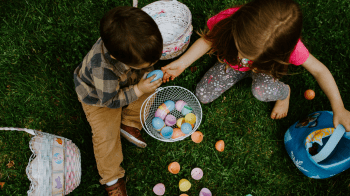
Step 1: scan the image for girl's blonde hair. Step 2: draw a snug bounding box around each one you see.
[197,0,303,79]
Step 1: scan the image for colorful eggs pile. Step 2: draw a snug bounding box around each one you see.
[151,100,197,139]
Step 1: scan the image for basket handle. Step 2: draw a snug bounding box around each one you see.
[311,124,346,163]
[0,127,36,135]
[133,0,177,7]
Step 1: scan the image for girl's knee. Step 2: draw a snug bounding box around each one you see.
[251,86,269,102]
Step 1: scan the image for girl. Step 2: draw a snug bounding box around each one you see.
[161,0,350,131]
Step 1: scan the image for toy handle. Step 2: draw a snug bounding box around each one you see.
[133,0,177,7]
[311,124,346,163]
[0,127,36,135]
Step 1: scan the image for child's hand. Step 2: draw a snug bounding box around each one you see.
[333,108,350,132]
[161,60,186,83]
[135,72,162,96]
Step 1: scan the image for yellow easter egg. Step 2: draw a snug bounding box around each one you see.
[177,118,185,128]
[185,113,196,125]
[179,179,191,192]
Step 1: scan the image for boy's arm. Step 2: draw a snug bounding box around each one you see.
[301,53,350,131]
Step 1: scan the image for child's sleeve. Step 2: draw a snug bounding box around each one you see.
[92,66,138,109]
[207,7,240,31]
[289,39,310,65]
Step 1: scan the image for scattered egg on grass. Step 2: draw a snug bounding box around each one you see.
[304,89,315,100]
[199,188,212,196]
[153,183,165,196]
[179,179,191,192]
[191,131,203,143]
[168,162,180,174]
[191,167,203,180]
[179,194,189,196]
[215,140,225,152]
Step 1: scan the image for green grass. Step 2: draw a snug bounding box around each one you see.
[1,0,350,195]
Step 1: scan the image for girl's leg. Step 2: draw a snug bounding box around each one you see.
[195,61,250,103]
[251,72,290,119]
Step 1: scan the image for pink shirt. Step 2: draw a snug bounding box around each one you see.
[207,7,309,71]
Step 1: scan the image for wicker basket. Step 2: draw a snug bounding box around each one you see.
[140,86,202,142]
[0,127,81,196]
[134,0,193,60]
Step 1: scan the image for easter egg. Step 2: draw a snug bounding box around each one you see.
[304,89,315,100]
[191,131,203,143]
[191,167,203,180]
[152,117,165,131]
[172,128,186,139]
[161,127,173,139]
[155,108,167,120]
[185,113,196,125]
[215,140,225,152]
[175,100,187,112]
[164,100,175,112]
[168,162,180,174]
[180,194,189,196]
[179,179,191,192]
[153,183,165,196]
[147,70,164,82]
[181,123,192,134]
[177,118,185,128]
[165,114,177,126]
[199,188,212,196]
[181,105,193,115]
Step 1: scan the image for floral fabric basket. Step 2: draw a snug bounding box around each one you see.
[0,127,81,195]
[133,0,193,60]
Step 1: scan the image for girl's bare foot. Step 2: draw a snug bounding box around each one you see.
[271,85,291,119]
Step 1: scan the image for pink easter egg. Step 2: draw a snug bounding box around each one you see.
[191,167,203,180]
[153,183,165,196]
[155,108,167,120]
[199,188,212,196]
[165,114,177,126]
[175,100,187,112]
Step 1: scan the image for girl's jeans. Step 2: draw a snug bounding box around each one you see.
[195,61,289,103]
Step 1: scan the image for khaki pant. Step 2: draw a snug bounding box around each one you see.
[79,93,152,185]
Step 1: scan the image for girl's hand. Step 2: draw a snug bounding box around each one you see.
[135,73,162,96]
[333,108,350,132]
[161,61,186,83]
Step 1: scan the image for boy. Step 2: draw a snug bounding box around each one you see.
[74,6,163,195]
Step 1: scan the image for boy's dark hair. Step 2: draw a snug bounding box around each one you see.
[197,0,303,79]
[100,6,163,67]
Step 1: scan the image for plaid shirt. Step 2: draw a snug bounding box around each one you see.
[74,38,153,108]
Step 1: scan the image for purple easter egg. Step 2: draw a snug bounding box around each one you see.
[165,114,176,126]
[175,100,187,112]
[199,188,212,196]
[153,183,165,195]
[155,108,167,120]
[191,167,203,180]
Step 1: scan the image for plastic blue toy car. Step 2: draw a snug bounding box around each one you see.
[284,111,350,179]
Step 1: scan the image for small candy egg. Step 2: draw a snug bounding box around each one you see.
[304,89,315,100]
[172,128,186,139]
[181,105,193,115]
[215,140,225,152]
[161,127,173,139]
[191,167,203,180]
[158,103,170,113]
[152,117,165,131]
[147,70,164,83]
[180,194,189,196]
[165,114,177,126]
[191,131,203,143]
[153,183,165,196]
[168,162,180,174]
[164,100,175,112]
[177,118,185,128]
[199,188,212,196]
[179,179,191,192]
[181,123,192,134]
[185,113,196,125]
[175,100,187,112]
[155,108,167,120]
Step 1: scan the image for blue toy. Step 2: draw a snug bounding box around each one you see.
[181,123,192,134]
[147,70,164,82]
[284,111,350,179]
[161,127,173,139]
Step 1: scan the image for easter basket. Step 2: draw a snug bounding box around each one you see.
[133,0,193,60]
[140,86,202,142]
[284,111,350,179]
[0,127,81,195]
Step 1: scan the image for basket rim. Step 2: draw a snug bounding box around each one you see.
[140,86,202,142]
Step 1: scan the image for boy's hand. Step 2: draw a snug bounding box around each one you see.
[161,61,186,83]
[135,72,162,96]
[333,108,350,132]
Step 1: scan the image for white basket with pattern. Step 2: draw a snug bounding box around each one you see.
[0,127,81,196]
[133,0,193,60]
[140,86,202,142]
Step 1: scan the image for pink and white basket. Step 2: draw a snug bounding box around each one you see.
[133,0,193,60]
[0,127,81,196]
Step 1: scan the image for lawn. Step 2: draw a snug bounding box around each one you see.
[1,0,350,195]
